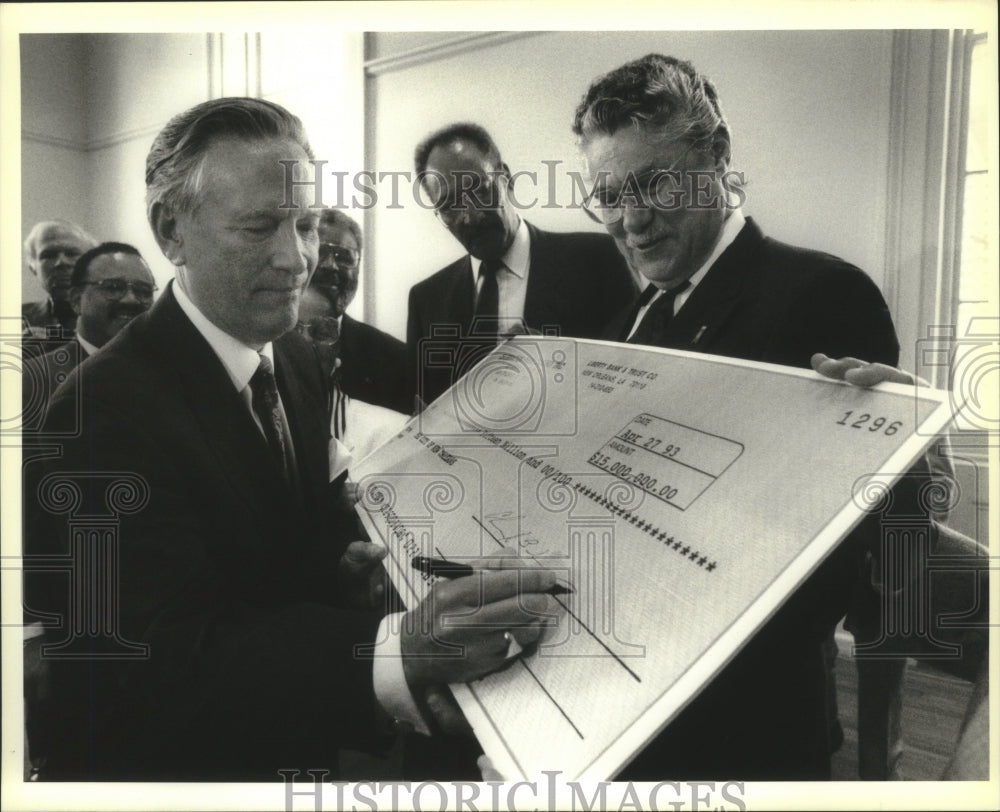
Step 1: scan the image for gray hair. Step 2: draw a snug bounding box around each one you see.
[145,97,313,223]
[23,220,97,261]
[572,54,732,163]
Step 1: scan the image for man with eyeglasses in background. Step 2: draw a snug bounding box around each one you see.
[406,122,637,408]
[297,209,410,460]
[21,220,98,336]
[22,242,157,414]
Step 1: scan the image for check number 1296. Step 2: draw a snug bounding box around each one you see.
[835,411,902,435]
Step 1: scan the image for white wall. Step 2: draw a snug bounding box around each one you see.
[19,32,365,310]
[87,34,212,291]
[20,34,92,301]
[17,29,947,358]
[20,34,211,298]
[365,30,895,340]
[259,31,368,310]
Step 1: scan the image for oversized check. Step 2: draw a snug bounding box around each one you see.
[352,336,956,781]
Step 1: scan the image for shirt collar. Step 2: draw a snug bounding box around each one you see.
[470,216,529,278]
[647,207,745,295]
[685,207,745,292]
[641,208,746,315]
[173,281,274,392]
[75,333,100,357]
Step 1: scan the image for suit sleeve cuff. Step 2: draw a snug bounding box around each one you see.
[373,612,432,736]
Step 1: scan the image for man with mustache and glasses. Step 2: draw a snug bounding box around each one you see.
[22,242,157,414]
[21,220,97,336]
[297,209,409,461]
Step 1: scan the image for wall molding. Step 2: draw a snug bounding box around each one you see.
[364,31,543,76]
[32,31,261,153]
[883,30,965,384]
[89,123,164,152]
[248,32,262,98]
[21,130,86,152]
[23,122,165,153]
[208,32,224,99]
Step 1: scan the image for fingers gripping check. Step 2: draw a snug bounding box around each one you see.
[400,568,562,688]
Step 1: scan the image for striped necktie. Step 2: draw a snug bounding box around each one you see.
[250,354,293,485]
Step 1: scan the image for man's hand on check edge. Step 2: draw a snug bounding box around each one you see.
[811,353,928,388]
[400,566,561,688]
[812,350,956,509]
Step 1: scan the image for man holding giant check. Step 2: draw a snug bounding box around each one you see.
[356,54,951,781]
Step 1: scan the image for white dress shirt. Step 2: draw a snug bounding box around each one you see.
[469,216,531,331]
[75,333,100,357]
[627,208,746,340]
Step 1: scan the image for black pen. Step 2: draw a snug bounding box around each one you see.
[410,555,574,596]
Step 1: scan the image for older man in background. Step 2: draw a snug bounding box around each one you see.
[21,220,97,336]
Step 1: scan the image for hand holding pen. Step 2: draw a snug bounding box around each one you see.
[411,555,574,596]
[399,554,567,687]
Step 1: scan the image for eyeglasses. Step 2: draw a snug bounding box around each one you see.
[433,174,506,227]
[80,279,157,302]
[318,243,360,269]
[582,144,699,225]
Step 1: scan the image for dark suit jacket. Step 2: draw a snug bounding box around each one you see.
[22,298,76,335]
[606,217,900,367]
[20,338,86,434]
[614,218,912,780]
[339,313,410,415]
[27,284,385,780]
[407,222,636,405]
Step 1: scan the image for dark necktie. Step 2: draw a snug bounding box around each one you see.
[250,354,293,484]
[627,281,690,346]
[473,258,501,335]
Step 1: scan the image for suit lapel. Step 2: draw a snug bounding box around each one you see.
[522,224,563,330]
[274,335,330,507]
[657,220,762,350]
[615,284,659,342]
[449,258,476,332]
[145,286,297,522]
[339,314,357,360]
